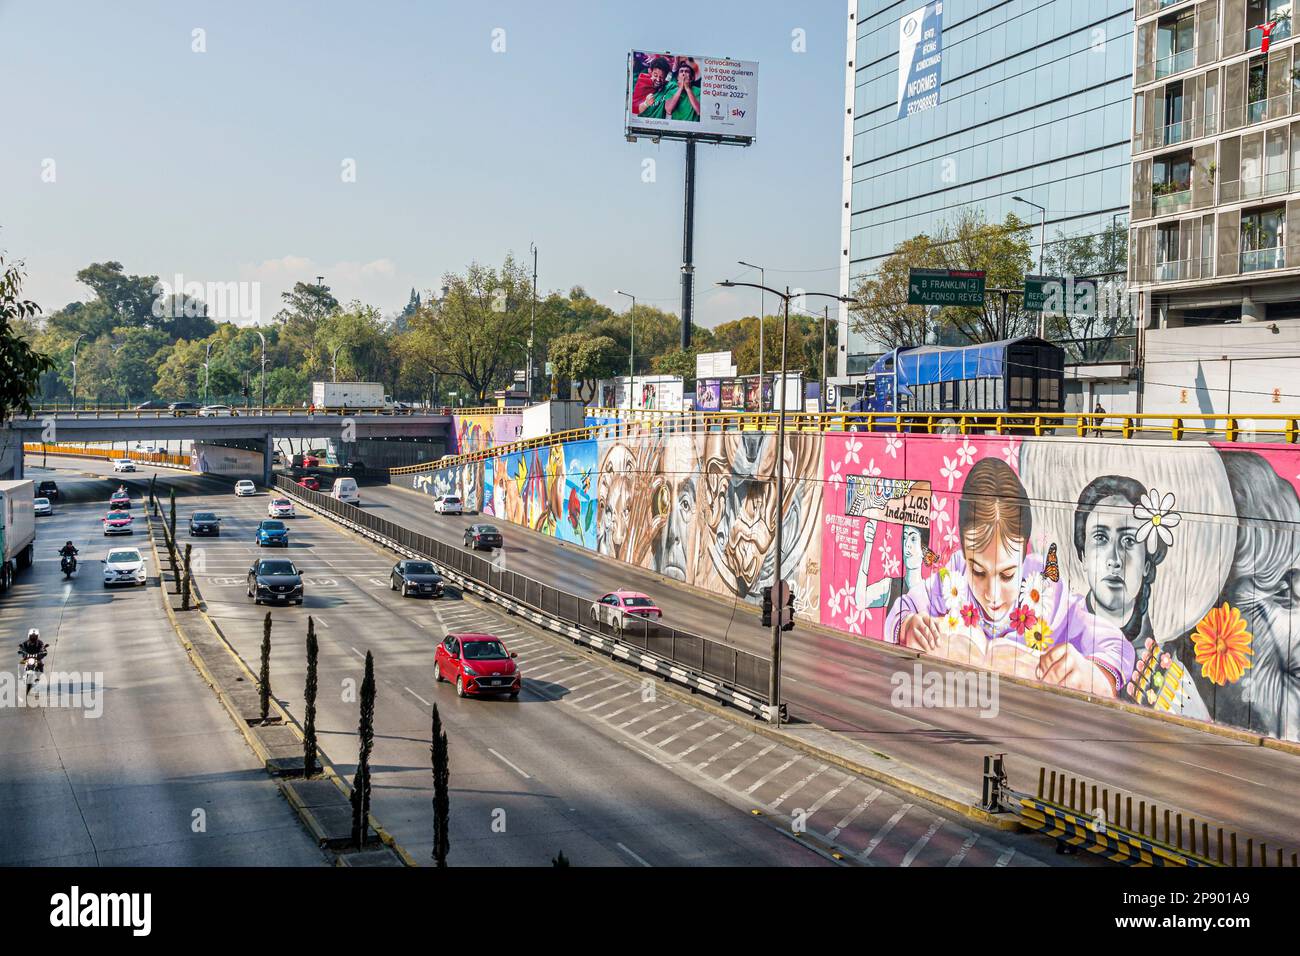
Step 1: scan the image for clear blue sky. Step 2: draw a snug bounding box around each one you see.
[0,0,846,329]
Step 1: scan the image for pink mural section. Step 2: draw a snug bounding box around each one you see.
[452,412,522,455]
[820,432,1300,744]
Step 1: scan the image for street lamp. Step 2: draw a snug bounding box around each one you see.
[614,289,636,410]
[718,279,855,726]
[738,261,765,407]
[331,342,348,383]
[253,330,267,412]
[70,333,86,411]
[528,243,538,400]
[202,342,213,406]
[1013,195,1047,337]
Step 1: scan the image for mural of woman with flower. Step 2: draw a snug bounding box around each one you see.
[1169,450,1300,741]
[885,457,1135,696]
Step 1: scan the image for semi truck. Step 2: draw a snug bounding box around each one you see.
[311,381,394,413]
[0,480,35,593]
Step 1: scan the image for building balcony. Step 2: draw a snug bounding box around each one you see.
[1154,49,1195,79]
[1219,171,1291,204]
[1150,256,1214,283]
[1241,246,1286,272]
[1152,187,1193,214]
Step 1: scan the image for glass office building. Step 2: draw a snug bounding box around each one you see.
[837,0,1136,375]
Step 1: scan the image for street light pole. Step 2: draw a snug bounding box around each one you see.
[254,331,267,412]
[70,333,86,411]
[821,305,829,413]
[718,280,854,725]
[203,342,212,406]
[528,243,538,401]
[738,261,765,408]
[1013,195,1047,338]
[615,289,636,410]
[332,343,347,383]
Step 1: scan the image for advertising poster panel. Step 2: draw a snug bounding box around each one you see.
[626,51,757,142]
[897,3,943,119]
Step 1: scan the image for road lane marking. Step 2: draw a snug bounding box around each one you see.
[405,687,431,706]
[1169,757,1263,787]
[636,712,685,739]
[900,818,943,867]
[860,804,911,861]
[616,842,652,867]
[618,703,672,729]
[827,788,883,840]
[995,846,1016,866]
[769,765,830,810]
[580,689,636,712]
[793,774,850,818]
[703,738,762,777]
[676,730,725,761]
[487,749,531,779]
[947,832,980,867]
[653,718,709,749]
[742,754,801,795]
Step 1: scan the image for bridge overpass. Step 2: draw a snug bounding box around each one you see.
[7,410,455,482]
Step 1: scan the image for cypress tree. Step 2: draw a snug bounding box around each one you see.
[351,650,376,846]
[259,612,272,723]
[431,702,450,867]
[303,616,319,777]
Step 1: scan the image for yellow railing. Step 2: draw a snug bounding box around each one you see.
[390,409,1300,476]
[24,442,191,466]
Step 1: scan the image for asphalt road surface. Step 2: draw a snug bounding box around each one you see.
[0,461,327,866]
[360,478,1300,856]
[68,458,1079,867]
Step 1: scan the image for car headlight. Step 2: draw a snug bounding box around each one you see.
[462,665,479,676]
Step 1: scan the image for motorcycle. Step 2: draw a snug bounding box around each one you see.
[60,554,77,578]
[19,652,40,692]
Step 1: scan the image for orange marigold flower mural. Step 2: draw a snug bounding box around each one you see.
[1191,603,1253,686]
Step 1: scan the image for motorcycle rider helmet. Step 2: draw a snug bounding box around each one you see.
[26,628,39,640]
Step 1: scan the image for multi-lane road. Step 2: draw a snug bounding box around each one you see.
[19,456,1078,867]
[0,462,327,866]
[362,478,1300,854]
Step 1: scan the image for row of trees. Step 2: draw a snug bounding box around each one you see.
[14,255,841,408]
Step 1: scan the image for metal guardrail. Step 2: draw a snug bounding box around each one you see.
[273,475,773,714]
[390,409,1300,476]
[19,406,433,419]
[23,442,191,467]
[981,755,1299,867]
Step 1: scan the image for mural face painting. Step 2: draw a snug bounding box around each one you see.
[416,426,1300,743]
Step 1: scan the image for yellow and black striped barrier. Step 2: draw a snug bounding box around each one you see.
[982,755,1299,868]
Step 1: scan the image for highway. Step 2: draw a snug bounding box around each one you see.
[364,478,1300,854]
[0,462,327,866]
[49,457,1075,867]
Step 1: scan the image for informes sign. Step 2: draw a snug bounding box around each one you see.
[907,268,985,306]
[626,51,758,143]
[897,3,943,119]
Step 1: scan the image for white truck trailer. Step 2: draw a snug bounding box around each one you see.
[311,381,393,413]
[0,480,35,593]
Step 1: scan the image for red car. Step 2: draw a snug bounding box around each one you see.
[102,512,134,536]
[435,632,521,699]
[296,476,320,491]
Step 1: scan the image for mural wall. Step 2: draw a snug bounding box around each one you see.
[412,427,1300,744]
[452,413,522,456]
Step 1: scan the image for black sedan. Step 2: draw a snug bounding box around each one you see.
[36,480,59,501]
[464,524,503,550]
[247,558,304,605]
[390,560,444,598]
[189,511,221,536]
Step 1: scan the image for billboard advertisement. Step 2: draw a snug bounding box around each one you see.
[897,2,943,119]
[626,51,757,142]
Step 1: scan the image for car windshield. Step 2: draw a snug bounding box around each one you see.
[623,596,655,607]
[462,640,508,660]
[273,499,290,506]
[444,497,460,504]
[261,521,286,531]
[105,513,130,521]
[34,498,48,506]
[258,561,296,575]
[107,550,140,563]
[405,563,437,575]
[193,513,216,521]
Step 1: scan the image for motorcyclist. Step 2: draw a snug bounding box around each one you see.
[18,628,47,672]
[58,541,78,573]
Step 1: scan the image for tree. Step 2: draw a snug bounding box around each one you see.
[547,332,622,395]
[259,613,272,724]
[1040,223,1135,363]
[850,211,1035,349]
[589,304,680,375]
[431,703,450,867]
[0,256,55,420]
[303,617,319,778]
[401,257,534,401]
[351,650,376,847]
[74,261,159,328]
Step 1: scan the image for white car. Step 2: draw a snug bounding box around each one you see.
[33,497,52,516]
[199,404,234,417]
[331,477,360,505]
[112,459,137,473]
[433,494,463,515]
[103,547,148,587]
[268,497,296,518]
[234,480,257,497]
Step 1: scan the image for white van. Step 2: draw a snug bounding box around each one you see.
[331,476,360,505]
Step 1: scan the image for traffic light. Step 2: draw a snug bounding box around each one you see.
[760,586,773,627]
[780,586,796,632]
[241,383,250,398]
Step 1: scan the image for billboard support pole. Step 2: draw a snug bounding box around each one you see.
[680,138,696,351]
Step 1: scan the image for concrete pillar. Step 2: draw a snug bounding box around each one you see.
[262,432,273,488]
[1242,292,1262,323]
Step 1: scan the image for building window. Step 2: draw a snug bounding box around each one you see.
[1156,11,1195,78]
[1240,205,1286,272]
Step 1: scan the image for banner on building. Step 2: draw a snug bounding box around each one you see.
[897,2,943,119]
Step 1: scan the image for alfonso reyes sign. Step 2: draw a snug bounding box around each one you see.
[845,476,932,528]
[897,2,943,119]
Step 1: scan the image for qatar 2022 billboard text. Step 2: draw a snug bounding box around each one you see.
[625,51,757,143]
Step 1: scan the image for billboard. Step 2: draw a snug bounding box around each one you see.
[897,2,943,119]
[626,51,757,143]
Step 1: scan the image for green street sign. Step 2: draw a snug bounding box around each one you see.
[1024,276,1098,314]
[1022,274,1056,313]
[907,269,986,306]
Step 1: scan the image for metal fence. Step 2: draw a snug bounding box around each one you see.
[274,475,770,698]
